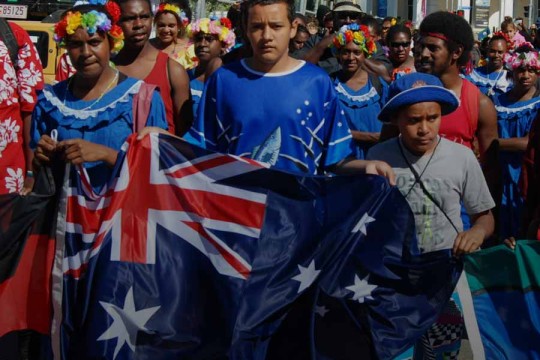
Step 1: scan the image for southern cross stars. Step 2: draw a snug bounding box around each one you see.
[292,259,321,293]
[352,213,376,235]
[346,275,378,303]
[97,287,160,359]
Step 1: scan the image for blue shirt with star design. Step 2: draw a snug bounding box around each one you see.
[188,59,354,175]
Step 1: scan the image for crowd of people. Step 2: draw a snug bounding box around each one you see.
[2,0,540,358]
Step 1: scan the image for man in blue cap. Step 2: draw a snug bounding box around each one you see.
[368,71,495,359]
[368,72,495,358]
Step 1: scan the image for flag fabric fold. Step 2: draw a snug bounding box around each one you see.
[463,241,540,360]
[48,133,460,359]
[0,166,59,338]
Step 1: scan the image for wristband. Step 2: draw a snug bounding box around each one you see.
[26,170,34,178]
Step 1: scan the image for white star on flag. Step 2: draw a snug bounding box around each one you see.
[97,287,161,359]
[314,305,329,317]
[346,274,378,303]
[352,212,376,235]
[291,259,321,293]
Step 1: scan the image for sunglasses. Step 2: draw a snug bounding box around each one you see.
[390,41,411,48]
[337,12,361,20]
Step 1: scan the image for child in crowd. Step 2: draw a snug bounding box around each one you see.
[185,0,394,179]
[501,18,526,48]
[368,72,495,359]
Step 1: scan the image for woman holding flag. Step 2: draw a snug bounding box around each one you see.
[31,0,168,193]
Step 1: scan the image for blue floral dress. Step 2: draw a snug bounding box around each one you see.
[333,75,388,159]
[493,92,540,238]
[31,76,168,192]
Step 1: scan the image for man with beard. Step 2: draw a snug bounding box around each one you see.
[113,0,193,136]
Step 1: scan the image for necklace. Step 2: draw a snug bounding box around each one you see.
[64,70,119,111]
[170,42,178,55]
[487,69,504,97]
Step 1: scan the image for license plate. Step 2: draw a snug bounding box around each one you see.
[0,4,28,19]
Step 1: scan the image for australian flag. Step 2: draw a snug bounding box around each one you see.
[50,133,461,360]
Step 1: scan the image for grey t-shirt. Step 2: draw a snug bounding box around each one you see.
[367,137,495,253]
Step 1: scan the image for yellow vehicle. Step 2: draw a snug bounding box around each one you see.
[13,20,62,84]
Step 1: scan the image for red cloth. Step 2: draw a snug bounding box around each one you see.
[0,22,44,194]
[520,113,540,240]
[0,234,55,337]
[144,52,174,134]
[440,79,479,150]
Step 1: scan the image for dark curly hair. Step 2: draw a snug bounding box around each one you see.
[419,11,474,67]
[241,0,295,31]
[385,24,411,44]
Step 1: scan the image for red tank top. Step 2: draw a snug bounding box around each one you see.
[440,79,479,149]
[144,52,175,133]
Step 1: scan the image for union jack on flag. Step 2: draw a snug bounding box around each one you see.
[49,133,460,360]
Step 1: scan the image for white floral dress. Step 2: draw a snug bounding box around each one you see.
[0,21,44,194]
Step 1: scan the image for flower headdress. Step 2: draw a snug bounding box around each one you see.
[156,3,189,27]
[490,31,513,50]
[503,43,540,71]
[330,23,377,57]
[187,17,236,52]
[54,0,124,54]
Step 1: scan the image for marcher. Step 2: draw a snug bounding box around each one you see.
[466,32,513,97]
[32,0,168,193]
[0,19,44,195]
[413,11,498,154]
[368,72,495,359]
[150,2,194,68]
[330,23,387,159]
[386,24,415,81]
[185,17,235,123]
[113,0,192,136]
[493,44,540,239]
[380,16,397,46]
[186,0,395,180]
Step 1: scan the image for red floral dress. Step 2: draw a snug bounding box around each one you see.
[0,22,44,194]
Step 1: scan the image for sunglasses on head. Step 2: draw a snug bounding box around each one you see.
[390,41,411,48]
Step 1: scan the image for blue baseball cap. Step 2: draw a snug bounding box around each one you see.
[378,73,459,122]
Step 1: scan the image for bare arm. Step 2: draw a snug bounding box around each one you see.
[498,136,529,152]
[168,59,193,137]
[453,209,494,256]
[476,93,499,160]
[362,59,391,83]
[302,33,335,64]
[330,157,396,185]
[351,130,380,143]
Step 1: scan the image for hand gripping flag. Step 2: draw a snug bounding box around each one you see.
[51,133,461,360]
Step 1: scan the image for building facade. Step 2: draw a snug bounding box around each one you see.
[298,0,540,37]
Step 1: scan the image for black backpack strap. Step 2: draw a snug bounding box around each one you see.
[368,72,382,98]
[0,18,18,69]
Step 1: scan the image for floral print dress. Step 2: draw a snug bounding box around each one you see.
[0,22,44,194]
